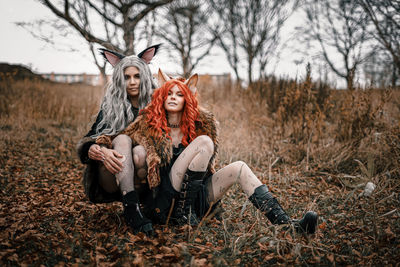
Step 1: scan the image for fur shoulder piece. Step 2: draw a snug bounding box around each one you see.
[121,113,172,189]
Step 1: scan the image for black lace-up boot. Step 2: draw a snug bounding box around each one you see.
[249,185,318,234]
[172,170,205,226]
[122,191,153,236]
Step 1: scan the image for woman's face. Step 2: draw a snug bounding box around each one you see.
[124,66,140,98]
[164,85,185,113]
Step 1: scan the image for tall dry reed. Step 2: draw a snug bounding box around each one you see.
[0,77,103,134]
[1,73,399,178]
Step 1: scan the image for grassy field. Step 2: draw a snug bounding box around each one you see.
[1,71,399,266]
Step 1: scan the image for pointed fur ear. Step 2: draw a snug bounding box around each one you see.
[137,44,161,64]
[185,74,198,94]
[158,68,170,87]
[99,48,125,67]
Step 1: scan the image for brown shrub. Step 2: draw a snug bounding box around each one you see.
[0,77,102,134]
[1,73,398,178]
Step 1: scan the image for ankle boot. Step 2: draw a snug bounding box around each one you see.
[172,170,205,226]
[249,185,318,234]
[122,191,153,236]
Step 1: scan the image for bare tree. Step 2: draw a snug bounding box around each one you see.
[209,0,241,84]
[155,0,217,78]
[300,0,371,89]
[18,0,172,80]
[363,49,397,87]
[210,0,297,86]
[357,0,400,87]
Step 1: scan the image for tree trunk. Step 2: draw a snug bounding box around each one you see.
[248,57,253,86]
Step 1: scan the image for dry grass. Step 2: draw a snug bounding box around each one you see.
[1,72,400,265]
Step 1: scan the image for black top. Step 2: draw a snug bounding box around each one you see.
[158,143,186,178]
[85,106,139,137]
[172,143,186,165]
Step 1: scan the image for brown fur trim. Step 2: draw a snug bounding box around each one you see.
[76,136,95,159]
[96,135,113,148]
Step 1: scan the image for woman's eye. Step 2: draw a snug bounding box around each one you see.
[135,74,140,79]
[124,75,129,80]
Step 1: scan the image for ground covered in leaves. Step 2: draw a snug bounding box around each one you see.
[0,121,399,266]
[1,75,399,265]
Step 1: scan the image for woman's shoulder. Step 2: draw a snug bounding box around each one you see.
[196,107,218,135]
[198,107,217,125]
[134,111,148,124]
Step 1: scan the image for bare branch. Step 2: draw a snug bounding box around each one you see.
[40,0,111,47]
[85,0,121,26]
[155,0,215,77]
[299,0,371,89]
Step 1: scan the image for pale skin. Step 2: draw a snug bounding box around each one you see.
[161,72,262,201]
[88,66,147,194]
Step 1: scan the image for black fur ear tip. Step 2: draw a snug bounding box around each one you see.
[137,43,162,58]
[98,48,125,60]
[98,48,106,58]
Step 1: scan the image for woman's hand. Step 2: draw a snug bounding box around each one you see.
[88,144,104,161]
[101,147,124,175]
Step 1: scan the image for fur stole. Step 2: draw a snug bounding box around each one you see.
[96,108,219,189]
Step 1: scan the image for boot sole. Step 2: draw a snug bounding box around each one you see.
[297,211,318,234]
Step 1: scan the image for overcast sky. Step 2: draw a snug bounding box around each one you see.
[0,0,309,81]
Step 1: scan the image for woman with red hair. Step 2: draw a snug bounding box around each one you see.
[97,69,318,236]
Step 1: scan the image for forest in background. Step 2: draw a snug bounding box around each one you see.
[17,0,400,90]
[0,65,399,265]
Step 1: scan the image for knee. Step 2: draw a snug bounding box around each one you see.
[194,135,214,154]
[112,134,132,149]
[230,161,248,176]
[132,145,147,167]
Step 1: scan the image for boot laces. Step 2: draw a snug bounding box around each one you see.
[136,203,144,219]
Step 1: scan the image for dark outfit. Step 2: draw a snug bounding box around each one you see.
[76,106,138,203]
[93,107,318,234]
[96,108,220,225]
[141,144,213,224]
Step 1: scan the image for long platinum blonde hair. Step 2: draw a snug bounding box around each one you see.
[92,56,156,137]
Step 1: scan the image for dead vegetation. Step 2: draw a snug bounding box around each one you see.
[1,70,399,265]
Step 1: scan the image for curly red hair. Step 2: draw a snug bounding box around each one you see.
[142,79,200,146]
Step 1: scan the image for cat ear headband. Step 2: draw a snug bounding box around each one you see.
[99,44,161,67]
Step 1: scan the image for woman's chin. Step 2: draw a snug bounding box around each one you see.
[166,108,182,113]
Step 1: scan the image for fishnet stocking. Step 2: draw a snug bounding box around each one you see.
[169,136,214,191]
[208,161,262,202]
[112,135,135,195]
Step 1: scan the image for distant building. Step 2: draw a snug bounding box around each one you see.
[198,73,232,87]
[41,72,231,87]
[41,72,111,86]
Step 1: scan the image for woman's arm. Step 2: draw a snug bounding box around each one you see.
[76,110,103,164]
